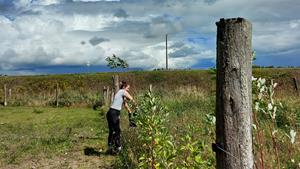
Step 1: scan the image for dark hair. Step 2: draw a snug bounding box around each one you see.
[120,81,128,89]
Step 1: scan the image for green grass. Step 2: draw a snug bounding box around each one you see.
[0,107,114,168]
[1,86,300,168]
[1,69,300,168]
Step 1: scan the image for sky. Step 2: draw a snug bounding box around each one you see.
[0,0,299,75]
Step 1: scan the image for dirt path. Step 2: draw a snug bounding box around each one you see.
[0,107,117,169]
[2,146,115,169]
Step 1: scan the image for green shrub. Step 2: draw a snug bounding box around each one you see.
[48,91,101,107]
[116,89,213,169]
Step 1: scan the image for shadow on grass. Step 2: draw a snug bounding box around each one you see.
[83,147,109,156]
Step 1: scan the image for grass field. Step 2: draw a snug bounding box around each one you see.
[0,107,115,169]
[1,69,300,168]
[1,69,300,107]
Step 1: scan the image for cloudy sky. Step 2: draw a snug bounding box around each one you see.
[0,0,299,75]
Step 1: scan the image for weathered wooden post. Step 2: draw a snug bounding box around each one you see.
[110,91,114,105]
[55,82,59,107]
[103,86,108,105]
[103,86,112,106]
[110,75,119,105]
[8,88,12,99]
[112,75,119,94]
[293,77,298,91]
[214,18,253,169]
[107,86,111,105]
[4,84,7,106]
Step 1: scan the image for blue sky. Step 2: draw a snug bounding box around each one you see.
[0,0,299,75]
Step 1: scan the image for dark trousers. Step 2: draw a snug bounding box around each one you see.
[106,108,121,148]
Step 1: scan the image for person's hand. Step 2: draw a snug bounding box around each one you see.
[132,101,138,108]
[128,112,132,118]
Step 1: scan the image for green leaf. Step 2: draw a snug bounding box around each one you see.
[195,155,203,164]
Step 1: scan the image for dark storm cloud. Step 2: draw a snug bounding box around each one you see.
[20,9,42,16]
[2,49,17,58]
[0,0,14,9]
[0,49,17,70]
[89,36,110,46]
[169,46,198,58]
[0,0,17,18]
[204,0,218,5]
[170,41,185,49]
[114,8,128,18]
[255,50,300,67]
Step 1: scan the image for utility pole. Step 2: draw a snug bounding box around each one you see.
[166,34,168,70]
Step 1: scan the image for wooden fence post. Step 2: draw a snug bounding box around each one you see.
[55,83,59,107]
[8,88,12,99]
[4,84,7,106]
[113,75,119,94]
[110,91,114,105]
[293,77,298,91]
[103,86,108,106]
[106,86,110,105]
[214,18,253,169]
[110,75,119,105]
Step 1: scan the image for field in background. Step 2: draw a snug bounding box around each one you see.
[0,69,300,168]
[0,68,299,107]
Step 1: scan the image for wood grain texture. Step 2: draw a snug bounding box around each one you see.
[215,18,253,169]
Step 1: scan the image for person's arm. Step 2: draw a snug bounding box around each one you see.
[124,91,137,106]
[124,101,132,114]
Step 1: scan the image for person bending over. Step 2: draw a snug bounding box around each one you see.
[106,81,136,154]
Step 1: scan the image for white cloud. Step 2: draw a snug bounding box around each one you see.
[290,20,300,29]
[1,0,300,74]
[73,0,120,2]
[253,20,300,54]
[33,0,62,6]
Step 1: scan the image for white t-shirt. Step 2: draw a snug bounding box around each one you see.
[110,89,126,111]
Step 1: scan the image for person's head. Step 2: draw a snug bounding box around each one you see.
[120,81,130,91]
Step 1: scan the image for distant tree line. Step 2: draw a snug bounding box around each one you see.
[253,65,300,68]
